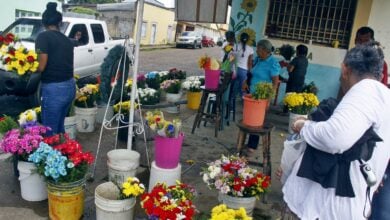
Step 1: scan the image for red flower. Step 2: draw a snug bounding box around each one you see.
[0,117,5,122]
[8,48,15,56]
[19,60,25,66]
[26,56,35,63]
[4,57,11,64]
[0,35,4,43]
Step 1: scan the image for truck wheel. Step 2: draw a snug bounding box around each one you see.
[193,42,197,49]
[28,82,41,107]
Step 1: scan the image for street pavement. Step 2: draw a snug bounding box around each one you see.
[0,47,289,219]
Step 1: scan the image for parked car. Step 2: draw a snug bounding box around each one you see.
[0,17,129,105]
[201,36,215,47]
[176,31,202,49]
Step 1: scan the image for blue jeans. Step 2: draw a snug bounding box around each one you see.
[233,67,248,99]
[41,78,75,136]
[369,164,390,220]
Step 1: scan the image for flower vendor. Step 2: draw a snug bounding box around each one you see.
[283,43,390,219]
[35,2,76,135]
[245,39,281,154]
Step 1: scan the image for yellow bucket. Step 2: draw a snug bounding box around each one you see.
[187,91,202,110]
[47,178,85,220]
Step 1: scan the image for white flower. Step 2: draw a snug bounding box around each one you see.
[203,173,210,183]
[220,185,230,194]
[176,213,186,220]
[214,179,223,189]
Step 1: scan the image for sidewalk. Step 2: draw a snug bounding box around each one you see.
[0,101,290,219]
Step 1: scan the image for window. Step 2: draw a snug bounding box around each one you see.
[14,9,40,35]
[141,21,147,38]
[266,0,357,49]
[69,24,89,46]
[91,24,105,44]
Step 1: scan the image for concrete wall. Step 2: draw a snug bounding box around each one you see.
[0,0,62,31]
[134,3,176,45]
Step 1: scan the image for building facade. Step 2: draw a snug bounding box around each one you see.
[230,0,389,102]
[0,0,62,31]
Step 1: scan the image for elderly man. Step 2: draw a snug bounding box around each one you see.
[282,43,390,219]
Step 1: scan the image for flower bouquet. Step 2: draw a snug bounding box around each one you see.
[283,92,319,115]
[202,154,270,197]
[211,204,252,220]
[145,110,182,138]
[75,84,100,108]
[182,77,202,92]
[118,176,145,199]
[140,181,196,220]
[137,74,147,89]
[182,76,202,110]
[113,100,138,117]
[145,71,162,90]
[167,68,187,80]
[138,88,160,105]
[18,107,42,127]
[160,79,181,94]
[198,55,220,70]
[0,33,39,76]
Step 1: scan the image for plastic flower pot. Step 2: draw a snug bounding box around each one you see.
[154,133,184,169]
[187,91,202,110]
[242,95,269,127]
[204,69,220,90]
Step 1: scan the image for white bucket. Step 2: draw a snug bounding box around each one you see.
[219,193,257,216]
[95,182,135,220]
[96,104,114,124]
[18,161,48,201]
[64,116,77,139]
[75,106,98,133]
[148,161,181,192]
[107,149,140,185]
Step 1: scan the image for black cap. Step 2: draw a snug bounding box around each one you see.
[42,2,62,26]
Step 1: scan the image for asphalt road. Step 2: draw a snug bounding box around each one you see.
[0,46,221,117]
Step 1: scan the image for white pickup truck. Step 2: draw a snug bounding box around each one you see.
[0,17,127,97]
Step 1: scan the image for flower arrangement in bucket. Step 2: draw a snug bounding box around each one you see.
[283,92,319,115]
[211,204,252,220]
[0,33,39,76]
[145,71,162,90]
[182,76,202,110]
[198,55,221,90]
[160,79,181,94]
[75,84,100,108]
[140,181,196,220]
[137,88,160,105]
[113,101,138,117]
[145,110,183,168]
[137,74,147,89]
[243,82,274,127]
[117,176,145,199]
[166,68,187,80]
[202,155,270,215]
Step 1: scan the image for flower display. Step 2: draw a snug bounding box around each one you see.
[211,204,252,220]
[18,109,38,126]
[137,74,147,88]
[202,155,271,198]
[167,68,187,80]
[75,84,100,108]
[283,92,320,115]
[113,101,138,116]
[138,88,160,105]
[140,181,196,220]
[198,55,220,70]
[0,115,18,135]
[182,77,202,92]
[0,33,39,75]
[0,125,49,160]
[118,177,145,199]
[160,79,181,94]
[29,134,94,183]
[145,110,182,138]
[145,71,162,90]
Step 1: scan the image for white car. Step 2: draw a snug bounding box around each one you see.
[176,31,202,49]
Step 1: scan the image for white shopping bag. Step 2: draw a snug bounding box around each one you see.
[280,134,306,184]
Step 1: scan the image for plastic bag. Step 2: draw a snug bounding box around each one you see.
[280,134,306,184]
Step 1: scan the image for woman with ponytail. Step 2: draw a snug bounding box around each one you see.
[234,32,254,99]
[35,2,75,135]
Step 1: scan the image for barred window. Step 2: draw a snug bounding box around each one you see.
[266,0,357,49]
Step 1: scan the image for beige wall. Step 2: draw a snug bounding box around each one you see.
[348,0,373,49]
[133,3,176,45]
[368,0,390,63]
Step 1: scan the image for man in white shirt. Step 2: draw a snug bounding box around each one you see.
[283,42,390,220]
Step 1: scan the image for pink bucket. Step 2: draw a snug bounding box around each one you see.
[205,69,221,90]
[154,133,184,169]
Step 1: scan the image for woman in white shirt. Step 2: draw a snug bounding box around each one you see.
[233,33,254,99]
[283,42,390,220]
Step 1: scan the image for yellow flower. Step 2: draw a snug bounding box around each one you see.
[241,0,257,13]
[125,79,133,87]
[224,45,233,53]
[237,28,257,47]
[34,106,41,113]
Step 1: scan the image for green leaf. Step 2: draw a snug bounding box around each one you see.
[230,17,236,29]
[248,14,253,24]
[236,24,244,32]
[237,12,244,20]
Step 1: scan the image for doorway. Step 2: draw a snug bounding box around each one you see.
[150,23,157,44]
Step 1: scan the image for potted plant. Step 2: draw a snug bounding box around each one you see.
[113,100,138,142]
[167,68,187,80]
[74,83,100,132]
[283,92,319,133]
[145,110,183,169]
[182,76,202,110]
[140,181,196,220]
[64,101,77,139]
[242,82,274,127]
[198,55,221,90]
[95,177,145,220]
[0,115,19,139]
[211,204,252,220]
[137,88,160,105]
[160,79,182,113]
[145,71,161,90]
[0,124,50,201]
[28,135,94,220]
[137,74,147,89]
[202,154,271,216]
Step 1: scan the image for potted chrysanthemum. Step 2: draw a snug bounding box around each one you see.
[182,76,202,110]
[160,79,182,113]
[74,83,100,132]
